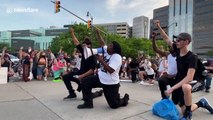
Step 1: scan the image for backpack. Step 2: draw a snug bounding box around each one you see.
[194,54,206,81]
[152,99,179,120]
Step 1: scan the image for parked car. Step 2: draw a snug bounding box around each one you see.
[0,53,19,64]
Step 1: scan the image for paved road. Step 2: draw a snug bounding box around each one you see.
[0,79,212,120]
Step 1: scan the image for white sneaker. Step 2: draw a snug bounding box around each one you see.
[44,77,47,81]
[28,72,33,80]
[139,81,153,85]
[139,81,144,85]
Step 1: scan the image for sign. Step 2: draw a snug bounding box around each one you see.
[0,67,8,84]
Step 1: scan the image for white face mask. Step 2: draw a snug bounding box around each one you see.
[28,49,31,53]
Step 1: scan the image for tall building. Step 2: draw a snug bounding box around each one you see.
[95,22,130,38]
[132,16,149,39]
[0,28,69,50]
[150,6,169,40]
[168,0,213,58]
[168,0,194,51]
[193,0,213,57]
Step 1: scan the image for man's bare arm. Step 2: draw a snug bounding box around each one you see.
[70,28,80,46]
[154,20,173,47]
[151,32,168,57]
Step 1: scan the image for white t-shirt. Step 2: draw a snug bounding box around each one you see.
[98,53,122,85]
[143,60,155,75]
[167,54,177,75]
[158,57,168,72]
[74,54,81,70]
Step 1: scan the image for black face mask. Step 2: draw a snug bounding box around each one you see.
[42,55,46,57]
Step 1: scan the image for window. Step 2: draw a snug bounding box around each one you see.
[174,0,176,16]
[186,0,188,14]
[180,0,182,15]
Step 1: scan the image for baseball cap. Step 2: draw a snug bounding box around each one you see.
[175,33,192,42]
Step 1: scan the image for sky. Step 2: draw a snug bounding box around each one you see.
[0,0,168,31]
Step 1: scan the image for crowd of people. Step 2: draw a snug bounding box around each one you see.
[1,20,213,119]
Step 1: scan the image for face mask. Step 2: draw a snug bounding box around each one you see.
[28,49,31,53]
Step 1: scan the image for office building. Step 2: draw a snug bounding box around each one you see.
[0,28,68,50]
[168,0,213,57]
[150,6,169,40]
[193,0,213,57]
[95,22,130,38]
[132,16,149,39]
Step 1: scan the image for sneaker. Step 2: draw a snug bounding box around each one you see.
[44,77,47,81]
[92,90,103,98]
[63,94,77,100]
[205,89,210,93]
[97,90,103,96]
[180,111,192,120]
[122,93,129,106]
[76,85,82,92]
[77,101,93,109]
[52,79,62,82]
[139,81,145,85]
[139,81,153,85]
[199,98,213,114]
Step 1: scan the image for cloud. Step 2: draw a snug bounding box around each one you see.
[106,0,168,18]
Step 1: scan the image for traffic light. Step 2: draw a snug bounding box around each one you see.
[55,0,60,13]
[87,20,91,29]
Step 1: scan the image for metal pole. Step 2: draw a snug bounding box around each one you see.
[50,0,107,34]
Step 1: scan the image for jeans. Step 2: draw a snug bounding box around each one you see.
[205,75,212,90]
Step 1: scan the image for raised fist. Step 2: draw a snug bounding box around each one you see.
[151,32,157,38]
[70,27,74,33]
[154,20,160,26]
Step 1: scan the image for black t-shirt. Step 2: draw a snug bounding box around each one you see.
[129,60,139,72]
[173,43,203,82]
[76,44,97,73]
[64,57,71,64]
[2,61,10,71]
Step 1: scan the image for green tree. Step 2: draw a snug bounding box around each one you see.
[207,49,213,57]
[49,23,168,58]
[0,42,10,52]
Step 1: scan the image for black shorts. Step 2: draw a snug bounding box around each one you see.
[147,74,154,79]
[172,81,204,106]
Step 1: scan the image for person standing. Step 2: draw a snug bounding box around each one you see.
[204,59,213,93]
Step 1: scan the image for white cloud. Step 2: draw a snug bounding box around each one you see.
[106,0,168,18]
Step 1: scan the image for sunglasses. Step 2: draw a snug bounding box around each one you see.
[176,39,186,42]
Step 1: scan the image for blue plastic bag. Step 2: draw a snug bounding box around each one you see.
[152,99,179,120]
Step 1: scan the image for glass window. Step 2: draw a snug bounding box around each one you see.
[186,0,188,14]
[180,0,182,15]
[174,0,176,16]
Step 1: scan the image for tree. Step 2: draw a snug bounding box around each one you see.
[0,42,10,52]
[49,23,168,59]
[207,49,213,57]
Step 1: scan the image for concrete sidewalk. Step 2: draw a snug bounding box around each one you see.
[0,79,212,120]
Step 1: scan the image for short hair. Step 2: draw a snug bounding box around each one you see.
[112,41,121,55]
[83,37,92,45]
[177,33,192,42]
